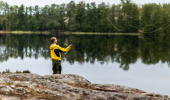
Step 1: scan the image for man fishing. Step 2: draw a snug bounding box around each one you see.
[49,37,73,74]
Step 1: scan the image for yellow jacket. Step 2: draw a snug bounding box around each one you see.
[49,44,71,60]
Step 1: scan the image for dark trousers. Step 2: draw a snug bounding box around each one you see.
[52,60,62,74]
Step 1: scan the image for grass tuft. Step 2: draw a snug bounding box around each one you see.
[6,82,13,85]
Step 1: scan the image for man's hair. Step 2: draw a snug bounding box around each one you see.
[50,37,56,43]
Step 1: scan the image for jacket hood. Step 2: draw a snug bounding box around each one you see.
[49,44,58,50]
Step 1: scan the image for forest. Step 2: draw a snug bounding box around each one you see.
[0,0,170,33]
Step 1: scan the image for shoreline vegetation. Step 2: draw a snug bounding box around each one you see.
[0,31,144,35]
[0,31,50,34]
[1,31,169,35]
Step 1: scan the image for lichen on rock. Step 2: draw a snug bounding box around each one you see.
[0,73,168,100]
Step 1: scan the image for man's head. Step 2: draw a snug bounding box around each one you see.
[51,37,57,44]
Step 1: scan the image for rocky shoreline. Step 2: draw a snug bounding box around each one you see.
[0,73,168,100]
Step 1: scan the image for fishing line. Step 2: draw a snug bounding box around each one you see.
[59,18,104,45]
[59,34,85,45]
[59,16,170,46]
[106,17,170,34]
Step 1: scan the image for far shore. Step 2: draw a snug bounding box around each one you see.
[0,31,50,34]
[0,31,145,35]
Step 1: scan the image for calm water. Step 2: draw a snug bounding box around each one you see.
[0,34,170,96]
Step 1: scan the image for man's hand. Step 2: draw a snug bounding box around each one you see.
[69,44,73,47]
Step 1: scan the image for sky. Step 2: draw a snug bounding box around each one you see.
[1,0,170,7]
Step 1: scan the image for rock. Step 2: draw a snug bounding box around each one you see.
[83,90,90,95]
[31,82,38,86]
[10,85,15,88]
[6,86,15,93]
[36,89,42,93]
[25,88,30,93]
[164,95,169,98]
[28,84,35,90]
[15,87,25,94]
[0,97,20,100]
[1,88,10,94]
[0,73,168,100]
[142,93,154,96]
[17,84,28,87]
[74,88,80,93]
[46,74,91,85]
[0,85,6,88]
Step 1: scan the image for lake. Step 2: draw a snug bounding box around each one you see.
[0,33,170,96]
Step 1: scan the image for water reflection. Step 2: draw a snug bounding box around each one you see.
[0,34,170,71]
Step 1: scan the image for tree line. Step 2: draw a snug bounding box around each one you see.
[0,0,170,33]
[1,34,170,71]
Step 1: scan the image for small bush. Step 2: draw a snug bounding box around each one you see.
[84,84,89,87]
[70,95,75,97]
[16,70,22,73]
[46,94,52,99]
[23,70,31,73]
[1,69,31,74]
[2,69,12,73]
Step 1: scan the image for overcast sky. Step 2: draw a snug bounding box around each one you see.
[1,0,170,7]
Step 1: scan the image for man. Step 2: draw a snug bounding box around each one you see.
[49,37,73,74]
